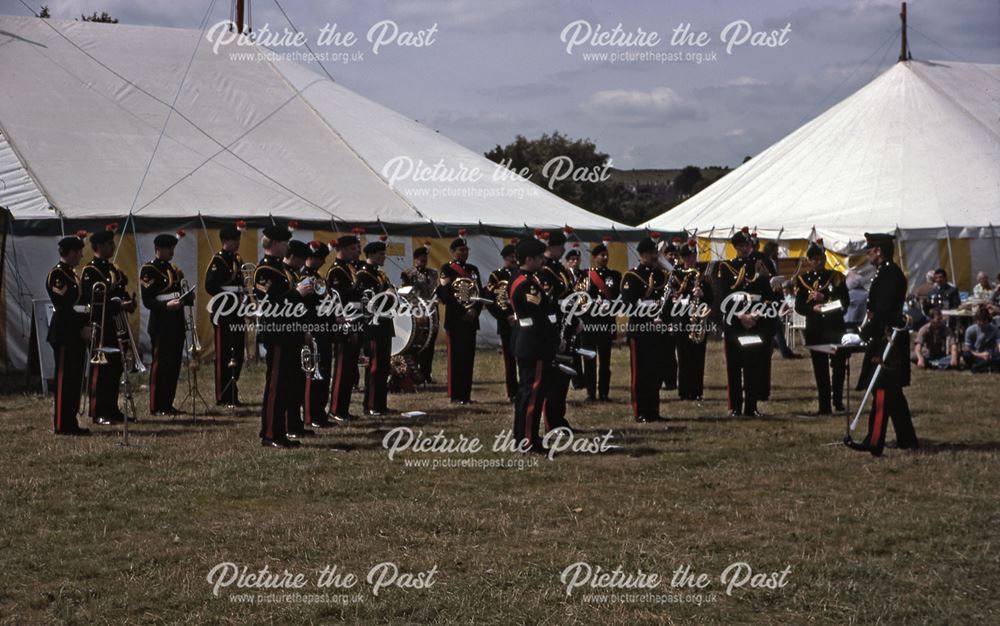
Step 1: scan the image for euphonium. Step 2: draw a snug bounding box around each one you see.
[300,337,322,380]
[687,269,710,344]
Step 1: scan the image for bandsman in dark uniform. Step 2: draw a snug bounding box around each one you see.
[302,240,333,428]
[282,239,313,439]
[847,233,918,457]
[355,238,396,416]
[254,225,312,448]
[140,231,193,416]
[794,239,849,414]
[621,237,670,422]
[537,229,577,430]
[508,237,560,453]
[485,242,519,402]
[672,239,712,401]
[437,230,483,404]
[713,228,775,417]
[400,242,439,382]
[46,232,91,435]
[580,236,620,402]
[327,231,364,421]
[659,238,680,391]
[80,224,136,424]
[563,245,587,390]
[204,221,246,407]
[749,230,777,400]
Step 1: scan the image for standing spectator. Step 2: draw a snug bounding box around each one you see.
[844,272,867,331]
[962,308,1000,373]
[913,309,959,370]
[927,268,961,311]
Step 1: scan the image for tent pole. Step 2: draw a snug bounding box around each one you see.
[944,223,957,289]
[989,223,999,267]
[895,226,909,286]
[899,2,910,62]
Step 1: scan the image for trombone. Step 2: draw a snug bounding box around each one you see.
[180,279,201,367]
[87,282,108,365]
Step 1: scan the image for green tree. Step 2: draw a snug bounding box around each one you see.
[672,165,702,197]
[38,5,50,18]
[80,11,119,24]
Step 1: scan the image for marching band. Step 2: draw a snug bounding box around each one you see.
[43,221,919,457]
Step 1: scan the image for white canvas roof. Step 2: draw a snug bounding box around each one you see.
[644,59,1000,251]
[0,15,626,232]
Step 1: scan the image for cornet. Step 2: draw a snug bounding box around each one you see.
[299,275,327,296]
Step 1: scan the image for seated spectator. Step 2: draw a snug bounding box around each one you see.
[913,270,936,301]
[844,272,867,331]
[927,268,961,330]
[972,271,994,301]
[913,308,958,370]
[963,307,1000,373]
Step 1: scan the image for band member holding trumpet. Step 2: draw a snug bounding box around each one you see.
[283,239,313,439]
[302,240,332,428]
[356,237,396,416]
[672,239,712,401]
[46,232,91,435]
[204,221,246,407]
[714,228,774,417]
[80,224,136,425]
[140,231,194,416]
[485,242,518,402]
[563,246,586,390]
[580,236,619,402]
[508,237,560,453]
[795,239,849,415]
[327,231,364,422]
[847,232,917,457]
[621,236,670,423]
[400,242,439,383]
[255,225,312,448]
[437,230,483,405]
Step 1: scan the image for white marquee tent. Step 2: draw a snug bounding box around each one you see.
[644,58,1000,291]
[0,15,636,370]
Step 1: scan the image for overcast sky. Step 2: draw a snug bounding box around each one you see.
[3,0,998,168]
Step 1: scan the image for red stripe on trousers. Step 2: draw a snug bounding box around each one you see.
[367,339,378,410]
[524,360,544,443]
[149,338,159,413]
[871,389,885,447]
[214,326,222,402]
[629,338,638,418]
[89,363,99,417]
[55,346,65,432]
[446,332,453,398]
[265,346,280,439]
[330,343,344,415]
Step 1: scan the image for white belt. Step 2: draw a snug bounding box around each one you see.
[548,314,557,323]
[156,292,181,302]
[221,286,242,293]
[640,299,659,306]
[72,305,89,313]
[519,318,533,327]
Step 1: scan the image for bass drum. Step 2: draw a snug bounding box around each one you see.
[389,287,437,387]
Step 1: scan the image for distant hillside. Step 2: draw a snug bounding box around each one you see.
[602,166,733,225]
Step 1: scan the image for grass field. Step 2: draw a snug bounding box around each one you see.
[1,341,997,625]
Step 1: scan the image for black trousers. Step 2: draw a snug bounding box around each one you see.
[330,337,361,417]
[499,327,518,400]
[149,329,184,413]
[88,345,123,420]
[862,386,917,455]
[675,333,707,400]
[364,335,392,412]
[305,338,333,425]
[418,325,438,381]
[543,367,572,431]
[581,331,613,399]
[723,332,765,415]
[260,343,297,442]
[286,354,307,436]
[514,358,550,446]
[810,350,847,412]
[661,334,677,390]
[52,341,85,432]
[629,334,666,419]
[213,320,245,405]
[446,325,477,402]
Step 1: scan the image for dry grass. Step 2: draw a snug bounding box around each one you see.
[0,341,997,625]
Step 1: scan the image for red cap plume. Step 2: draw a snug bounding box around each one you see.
[379,234,388,242]
[287,220,299,231]
[741,226,750,234]
[816,238,824,245]
[352,227,365,235]
[510,237,519,244]
[309,240,321,250]
[235,220,247,231]
[75,229,88,239]
[650,231,661,241]
[423,239,432,246]
[687,238,697,247]
[458,228,467,237]
[602,235,612,243]
[563,225,574,234]
[105,223,118,233]
[176,229,186,238]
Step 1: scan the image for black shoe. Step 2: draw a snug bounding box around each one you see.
[508,396,516,403]
[309,421,331,429]
[328,413,346,424]
[727,410,742,418]
[844,437,872,452]
[816,408,833,416]
[108,411,127,423]
[634,415,650,423]
[261,438,298,449]
[527,443,549,455]
[599,395,610,402]
[833,402,846,412]
[746,410,764,418]
[93,416,112,426]
[364,409,382,417]
[585,395,597,402]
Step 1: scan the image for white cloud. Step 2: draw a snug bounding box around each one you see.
[726,76,768,87]
[581,86,698,125]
